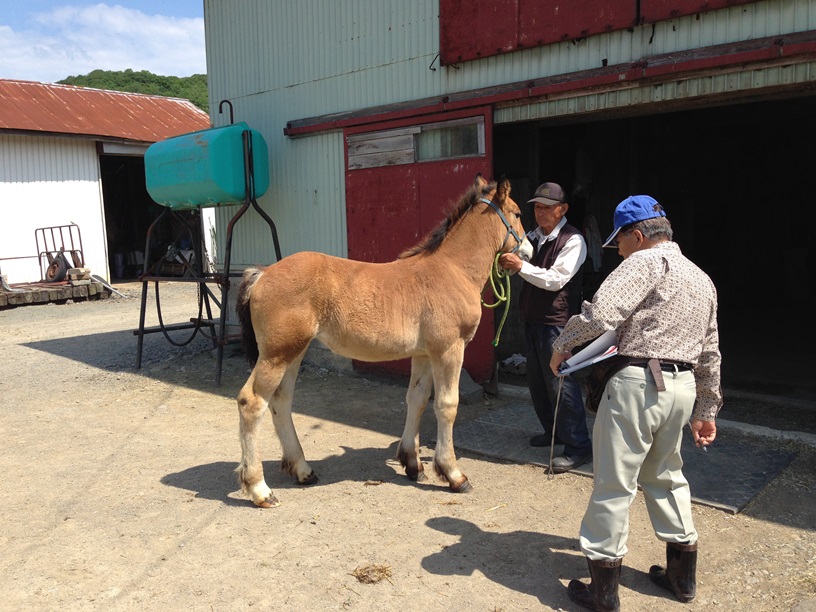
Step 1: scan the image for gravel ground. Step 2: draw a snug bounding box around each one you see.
[0,282,814,611]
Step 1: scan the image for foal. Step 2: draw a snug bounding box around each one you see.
[235,176,533,507]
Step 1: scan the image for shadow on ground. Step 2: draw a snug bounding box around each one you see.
[25,325,816,531]
[25,326,816,436]
[161,442,461,508]
[420,516,684,608]
[453,401,799,515]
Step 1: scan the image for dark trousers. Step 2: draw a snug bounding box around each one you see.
[525,322,592,456]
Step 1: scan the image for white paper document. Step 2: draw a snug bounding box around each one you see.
[558,330,618,376]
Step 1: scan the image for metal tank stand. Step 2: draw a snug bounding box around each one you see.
[134,127,281,385]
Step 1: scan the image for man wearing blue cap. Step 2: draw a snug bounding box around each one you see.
[549,195,722,611]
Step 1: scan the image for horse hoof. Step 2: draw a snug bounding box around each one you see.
[256,494,281,508]
[407,471,428,482]
[298,471,319,486]
[406,468,427,482]
[451,478,472,493]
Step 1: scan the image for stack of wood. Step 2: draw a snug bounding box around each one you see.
[67,267,92,286]
[1,278,111,308]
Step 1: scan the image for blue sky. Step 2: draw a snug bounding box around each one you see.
[0,1,206,83]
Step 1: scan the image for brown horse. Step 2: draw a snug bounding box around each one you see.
[235,175,533,507]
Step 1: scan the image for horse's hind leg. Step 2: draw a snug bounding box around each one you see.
[431,346,471,492]
[397,356,433,482]
[269,352,317,485]
[237,360,287,507]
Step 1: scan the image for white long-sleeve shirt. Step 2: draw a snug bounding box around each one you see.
[518,217,587,291]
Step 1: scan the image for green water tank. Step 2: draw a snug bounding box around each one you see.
[144,122,270,210]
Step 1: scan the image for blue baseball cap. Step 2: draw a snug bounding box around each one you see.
[602,195,666,247]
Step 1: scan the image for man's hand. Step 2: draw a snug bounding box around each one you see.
[549,351,571,376]
[690,418,716,448]
[498,253,523,274]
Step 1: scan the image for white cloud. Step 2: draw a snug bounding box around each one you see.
[0,4,205,83]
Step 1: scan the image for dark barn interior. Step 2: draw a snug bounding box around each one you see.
[494,95,816,404]
[100,154,202,279]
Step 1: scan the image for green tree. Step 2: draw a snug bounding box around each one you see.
[58,69,209,113]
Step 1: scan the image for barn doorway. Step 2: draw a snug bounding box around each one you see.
[99,154,204,280]
[493,95,816,402]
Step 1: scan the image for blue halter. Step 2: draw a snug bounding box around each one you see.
[479,197,524,254]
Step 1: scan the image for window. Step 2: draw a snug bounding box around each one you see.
[415,118,483,161]
[347,117,485,170]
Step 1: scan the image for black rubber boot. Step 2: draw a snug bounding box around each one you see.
[649,541,697,603]
[567,557,622,611]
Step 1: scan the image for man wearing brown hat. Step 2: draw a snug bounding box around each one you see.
[499,182,592,473]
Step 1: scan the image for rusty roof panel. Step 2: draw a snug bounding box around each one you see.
[0,79,210,143]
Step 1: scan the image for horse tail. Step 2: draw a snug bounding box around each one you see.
[236,266,263,367]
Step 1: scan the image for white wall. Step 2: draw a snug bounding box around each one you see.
[0,134,109,284]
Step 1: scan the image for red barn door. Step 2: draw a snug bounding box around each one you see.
[344,108,496,382]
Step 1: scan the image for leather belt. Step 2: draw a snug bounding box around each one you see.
[629,359,694,372]
[627,358,693,392]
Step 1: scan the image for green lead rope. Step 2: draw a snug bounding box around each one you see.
[481,252,512,347]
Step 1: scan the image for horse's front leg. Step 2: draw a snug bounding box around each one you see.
[397,356,433,482]
[236,362,285,508]
[270,354,317,486]
[430,346,471,492]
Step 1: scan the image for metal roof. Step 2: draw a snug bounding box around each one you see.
[0,79,210,143]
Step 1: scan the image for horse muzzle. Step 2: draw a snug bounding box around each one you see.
[515,236,534,262]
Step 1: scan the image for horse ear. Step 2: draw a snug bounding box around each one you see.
[473,173,488,188]
[496,176,511,200]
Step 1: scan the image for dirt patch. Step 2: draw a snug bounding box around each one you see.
[1,282,814,610]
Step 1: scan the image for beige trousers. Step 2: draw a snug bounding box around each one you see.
[579,365,699,561]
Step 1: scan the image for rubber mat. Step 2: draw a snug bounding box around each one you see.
[453,402,798,514]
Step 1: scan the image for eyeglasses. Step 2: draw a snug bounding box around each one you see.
[611,229,635,247]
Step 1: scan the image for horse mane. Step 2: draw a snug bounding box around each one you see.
[398,180,496,259]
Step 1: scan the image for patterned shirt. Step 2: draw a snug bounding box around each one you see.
[553,241,722,421]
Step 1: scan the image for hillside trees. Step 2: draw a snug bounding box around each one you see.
[59,69,208,112]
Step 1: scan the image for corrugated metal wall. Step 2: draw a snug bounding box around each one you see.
[496,60,816,124]
[0,134,108,284]
[206,1,439,115]
[204,0,816,264]
[209,94,346,267]
[205,0,443,265]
